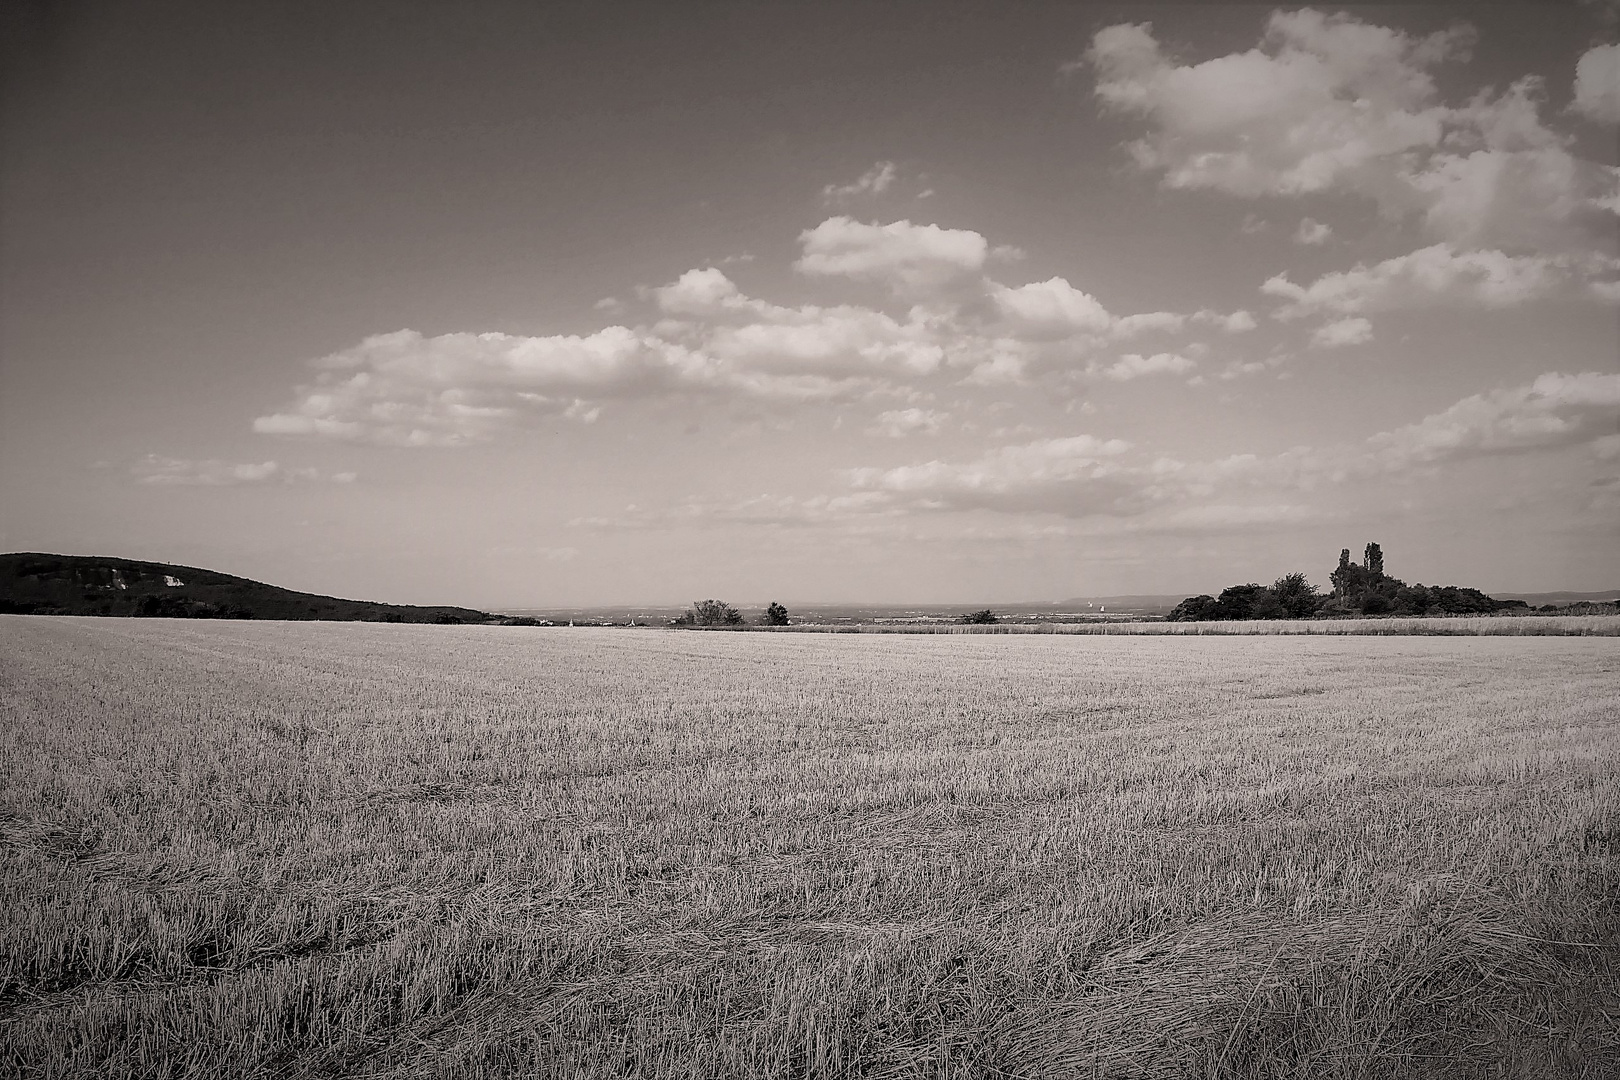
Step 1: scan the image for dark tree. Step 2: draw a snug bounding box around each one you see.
[1167,595,1218,621]
[1271,572,1323,618]
[959,609,998,624]
[761,601,789,626]
[1364,542,1384,579]
[1211,584,1268,620]
[673,599,744,627]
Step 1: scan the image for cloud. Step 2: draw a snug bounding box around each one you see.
[868,408,948,437]
[655,268,948,378]
[1364,371,1620,471]
[131,455,356,486]
[257,219,1274,443]
[653,267,753,316]
[254,327,736,446]
[1089,11,1464,197]
[1261,243,1619,318]
[1572,43,1620,123]
[1294,217,1333,244]
[834,372,1620,521]
[1093,352,1198,381]
[990,277,1114,338]
[822,161,898,202]
[1193,308,1258,332]
[847,435,1147,515]
[1310,316,1373,348]
[1088,12,1618,255]
[795,216,988,296]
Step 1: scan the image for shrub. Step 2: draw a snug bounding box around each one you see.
[959,609,998,624]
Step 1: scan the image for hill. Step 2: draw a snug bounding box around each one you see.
[0,553,491,623]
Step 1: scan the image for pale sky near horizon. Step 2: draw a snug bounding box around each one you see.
[2,2,1617,607]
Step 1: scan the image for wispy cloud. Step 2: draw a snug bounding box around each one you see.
[821,161,898,202]
[1294,218,1332,245]
[1263,244,1619,319]
[1310,317,1373,348]
[131,455,357,486]
[868,408,948,437]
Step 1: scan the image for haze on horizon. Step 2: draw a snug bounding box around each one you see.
[2,2,1617,609]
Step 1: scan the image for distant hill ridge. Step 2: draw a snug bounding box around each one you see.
[0,553,490,623]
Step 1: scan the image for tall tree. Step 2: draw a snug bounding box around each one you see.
[1364,542,1384,579]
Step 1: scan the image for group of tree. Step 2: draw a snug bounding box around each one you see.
[671,600,789,628]
[958,609,999,624]
[1168,543,1528,622]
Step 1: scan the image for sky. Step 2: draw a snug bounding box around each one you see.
[2,1,1617,607]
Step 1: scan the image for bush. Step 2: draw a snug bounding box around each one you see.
[959,609,998,624]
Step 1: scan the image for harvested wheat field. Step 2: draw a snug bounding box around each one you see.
[2,615,1617,1079]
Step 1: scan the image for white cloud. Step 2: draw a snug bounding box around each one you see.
[1573,43,1620,124]
[1364,371,1620,470]
[653,267,752,316]
[822,161,898,202]
[1310,316,1373,348]
[131,456,354,486]
[990,277,1114,338]
[847,435,1145,515]
[1109,311,1187,337]
[867,408,948,437]
[256,218,1282,444]
[1193,308,1258,332]
[255,327,728,446]
[1294,217,1333,244]
[1089,12,1463,197]
[795,216,988,296]
[1261,243,1617,318]
[834,372,1620,521]
[1093,352,1198,381]
[704,306,946,377]
[1088,13,1618,256]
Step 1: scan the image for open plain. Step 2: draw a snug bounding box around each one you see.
[2,616,1617,1078]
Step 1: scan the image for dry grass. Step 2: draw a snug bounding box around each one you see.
[753,615,1620,635]
[1,616,1617,1078]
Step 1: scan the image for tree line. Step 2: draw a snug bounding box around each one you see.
[673,600,789,627]
[1168,543,1528,621]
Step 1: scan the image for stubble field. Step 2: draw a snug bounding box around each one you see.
[1,616,1617,1078]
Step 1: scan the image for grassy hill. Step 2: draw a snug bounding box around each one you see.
[0,553,491,623]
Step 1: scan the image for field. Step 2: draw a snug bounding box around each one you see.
[757,615,1620,636]
[2,616,1617,1078]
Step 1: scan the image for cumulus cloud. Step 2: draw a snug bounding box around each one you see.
[1294,217,1333,244]
[847,435,1148,515]
[655,268,948,377]
[795,216,988,296]
[257,218,1267,444]
[131,455,356,486]
[1364,371,1620,470]
[868,408,948,437]
[253,327,731,446]
[1310,316,1373,348]
[1089,11,1464,197]
[1261,243,1619,318]
[990,277,1114,338]
[1193,308,1258,332]
[1088,12,1619,256]
[1572,43,1620,123]
[830,372,1620,522]
[1093,352,1198,381]
[822,161,898,202]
